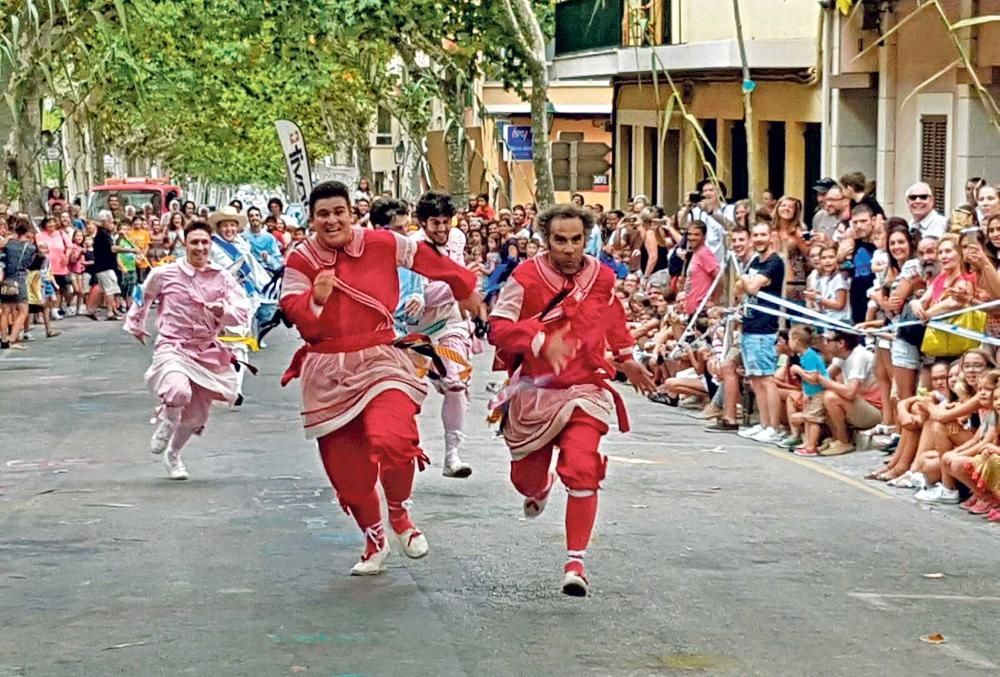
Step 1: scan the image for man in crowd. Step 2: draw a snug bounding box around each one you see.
[369,198,424,335]
[125,220,250,480]
[244,206,284,273]
[906,181,947,239]
[279,181,480,576]
[85,211,127,320]
[682,220,720,317]
[811,178,841,240]
[823,185,853,244]
[489,203,654,597]
[735,222,785,444]
[410,191,475,478]
[842,204,878,324]
[704,225,754,433]
[809,331,882,457]
[840,171,885,223]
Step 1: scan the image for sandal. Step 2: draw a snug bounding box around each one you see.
[45,330,61,338]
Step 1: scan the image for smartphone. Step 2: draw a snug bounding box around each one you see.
[687,192,703,205]
[802,231,813,241]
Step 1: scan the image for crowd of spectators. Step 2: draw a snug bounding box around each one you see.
[555,174,1000,523]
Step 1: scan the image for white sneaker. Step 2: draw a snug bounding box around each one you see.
[911,472,929,490]
[149,418,175,455]
[737,424,763,439]
[916,483,960,504]
[396,528,428,559]
[751,427,781,444]
[887,471,914,488]
[65,307,77,317]
[163,450,188,480]
[561,570,589,597]
[442,451,472,478]
[350,543,390,576]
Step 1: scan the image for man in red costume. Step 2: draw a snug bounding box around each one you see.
[489,203,654,597]
[280,181,481,576]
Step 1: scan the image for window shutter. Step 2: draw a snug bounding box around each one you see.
[920,115,947,208]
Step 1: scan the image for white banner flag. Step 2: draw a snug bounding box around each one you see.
[274,120,314,204]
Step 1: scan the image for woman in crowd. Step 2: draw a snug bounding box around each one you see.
[148,222,167,266]
[0,219,36,349]
[353,177,372,203]
[640,208,672,280]
[772,196,809,301]
[165,212,186,258]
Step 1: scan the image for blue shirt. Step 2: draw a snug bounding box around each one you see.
[585,224,604,257]
[395,267,425,336]
[799,347,829,397]
[243,229,284,271]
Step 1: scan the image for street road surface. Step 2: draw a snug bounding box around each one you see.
[1,320,998,676]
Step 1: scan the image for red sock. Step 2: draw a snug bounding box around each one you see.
[565,491,598,574]
[381,461,416,534]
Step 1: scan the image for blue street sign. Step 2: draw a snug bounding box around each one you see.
[505,125,533,161]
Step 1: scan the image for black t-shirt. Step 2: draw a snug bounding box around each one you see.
[92,228,117,273]
[848,239,877,324]
[851,194,885,218]
[743,252,785,335]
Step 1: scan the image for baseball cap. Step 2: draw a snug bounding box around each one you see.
[813,177,838,192]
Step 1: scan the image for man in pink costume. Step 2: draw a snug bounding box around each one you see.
[489,204,654,597]
[279,181,481,576]
[125,221,251,480]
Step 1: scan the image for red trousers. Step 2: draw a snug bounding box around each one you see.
[317,390,426,535]
[510,410,609,496]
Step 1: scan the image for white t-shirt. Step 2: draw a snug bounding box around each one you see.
[911,211,947,240]
[690,204,734,264]
[842,344,878,395]
[815,272,852,324]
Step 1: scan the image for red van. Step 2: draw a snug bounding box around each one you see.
[87,177,183,219]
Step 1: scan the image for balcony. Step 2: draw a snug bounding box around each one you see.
[554,0,671,57]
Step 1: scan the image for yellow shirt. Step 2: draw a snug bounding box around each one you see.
[127,228,152,268]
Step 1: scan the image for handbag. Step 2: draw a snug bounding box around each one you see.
[920,309,987,357]
[895,304,927,347]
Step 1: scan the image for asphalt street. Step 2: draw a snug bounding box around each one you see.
[1,317,998,676]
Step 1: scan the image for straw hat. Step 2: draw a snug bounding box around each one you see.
[207,205,247,229]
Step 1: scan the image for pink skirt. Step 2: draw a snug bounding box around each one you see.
[298,344,428,439]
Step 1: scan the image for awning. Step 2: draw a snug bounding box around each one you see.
[483,103,612,116]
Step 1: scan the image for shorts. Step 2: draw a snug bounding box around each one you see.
[0,276,27,304]
[846,397,882,430]
[802,394,826,423]
[53,274,72,291]
[890,339,920,370]
[741,333,778,377]
[119,270,137,301]
[95,270,121,296]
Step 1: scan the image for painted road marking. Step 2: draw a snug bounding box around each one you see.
[850,592,1000,605]
[761,448,890,499]
[606,455,664,465]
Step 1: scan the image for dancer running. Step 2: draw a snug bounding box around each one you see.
[125,220,250,480]
[409,191,475,477]
[208,206,270,405]
[280,181,481,576]
[488,203,654,597]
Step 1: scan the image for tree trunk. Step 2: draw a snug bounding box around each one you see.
[442,77,469,205]
[505,0,555,207]
[12,80,44,215]
[528,76,555,208]
[354,134,373,183]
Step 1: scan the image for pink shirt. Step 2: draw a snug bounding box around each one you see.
[684,245,721,316]
[125,259,250,373]
[35,229,70,276]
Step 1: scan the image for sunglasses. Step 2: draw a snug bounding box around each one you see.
[906,194,930,201]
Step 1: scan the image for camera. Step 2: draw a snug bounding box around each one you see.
[687,192,703,205]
